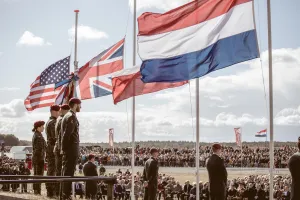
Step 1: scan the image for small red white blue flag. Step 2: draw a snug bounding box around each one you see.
[76,39,124,100]
[255,129,267,137]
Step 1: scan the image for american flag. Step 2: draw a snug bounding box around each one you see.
[76,38,124,100]
[234,127,242,146]
[24,56,70,111]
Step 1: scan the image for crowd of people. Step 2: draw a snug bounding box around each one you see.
[77,145,297,168]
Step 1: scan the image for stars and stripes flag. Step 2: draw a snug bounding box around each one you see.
[76,39,124,100]
[109,128,114,147]
[24,56,70,111]
[234,127,242,146]
[255,129,267,137]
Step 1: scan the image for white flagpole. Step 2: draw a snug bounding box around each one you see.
[74,10,79,72]
[131,0,136,199]
[266,0,274,199]
[196,78,200,200]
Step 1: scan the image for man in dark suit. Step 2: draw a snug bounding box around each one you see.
[288,137,300,200]
[143,147,159,200]
[206,143,227,200]
[83,154,98,200]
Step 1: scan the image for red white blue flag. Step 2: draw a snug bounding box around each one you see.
[138,0,259,83]
[76,39,124,100]
[255,129,267,137]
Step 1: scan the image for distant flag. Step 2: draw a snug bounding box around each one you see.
[24,56,70,111]
[109,128,114,147]
[234,127,242,146]
[111,66,188,104]
[255,129,267,137]
[76,39,124,100]
[138,0,259,83]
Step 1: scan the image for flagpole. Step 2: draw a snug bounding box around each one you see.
[266,0,274,199]
[240,128,243,169]
[131,0,136,199]
[196,78,200,200]
[74,10,79,72]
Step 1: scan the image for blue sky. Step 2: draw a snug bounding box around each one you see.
[0,0,299,143]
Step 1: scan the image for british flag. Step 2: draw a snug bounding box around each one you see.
[76,38,124,100]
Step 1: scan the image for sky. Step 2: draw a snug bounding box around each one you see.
[0,0,299,143]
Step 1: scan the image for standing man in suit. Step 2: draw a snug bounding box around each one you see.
[288,137,300,200]
[206,143,227,200]
[143,148,159,200]
[61,97,81,200]
[83,154,98,200]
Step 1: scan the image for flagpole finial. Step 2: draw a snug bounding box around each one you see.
[74,10,79,13]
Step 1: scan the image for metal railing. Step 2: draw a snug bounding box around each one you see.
[0,175,117,200]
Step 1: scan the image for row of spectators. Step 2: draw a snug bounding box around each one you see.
[73,168,292,200]
[78,145,297,168]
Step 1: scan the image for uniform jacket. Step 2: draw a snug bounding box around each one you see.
[54,115,63,154]
[143,157,159,185]
[45,116,56,157]
[206,154,228,194]
[32,131,46,164]
[288,152,300,200]
[61,110,79,156]
[83,161,98,195]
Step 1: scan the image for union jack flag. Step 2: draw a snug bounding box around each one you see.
[76,38,124,100]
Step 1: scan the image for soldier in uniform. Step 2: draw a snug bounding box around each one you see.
[143,147,159,200]
[45,104,60,198]
[288,137,300,200]
[54,104,70,198]
[32,120,46,195]
[206,143,227,200]
[61,97,81,200]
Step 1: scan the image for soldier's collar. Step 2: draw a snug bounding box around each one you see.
[50,116,57,120]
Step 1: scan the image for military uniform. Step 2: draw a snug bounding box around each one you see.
[143,157,159,200]
[32,131,46,195]
[288,151,300,200]
[54,114,64,197]
[45,116,57,197]
[61,109,80,199]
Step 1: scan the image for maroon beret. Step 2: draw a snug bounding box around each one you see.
[88,154,95,160]
[150,148,158,154]
[34,121,45,128]
[50,104,60,111]
[212,143,222,150]
[69,97,81,104]
[60,104,70,110]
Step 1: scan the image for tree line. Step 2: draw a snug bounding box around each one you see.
[0,134,297,148]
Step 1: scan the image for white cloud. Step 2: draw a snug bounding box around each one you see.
[129,0,190,11]
[16,31,52,46]
[0,52,3,56]
[0,87,20,91]
[0,99,26,118]
[274,106,300,126]
[68,25,108,42]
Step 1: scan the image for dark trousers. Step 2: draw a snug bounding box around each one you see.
[144,184,157,200]
[209,192,226,200]
[21,183,27,192]
[62,154,77,199]
[55,151,63,197]
[33,160,44,194]
[46,153,56,197]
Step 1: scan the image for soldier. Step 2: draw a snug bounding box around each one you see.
[54,104,70,198]
[143,147,159,200]
[45,104,60,198]
[288,137,300,200]
[206,143,227,200]
[32,120,46,195]
[61,97,81,200]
